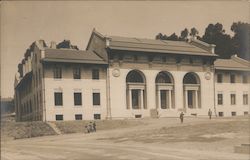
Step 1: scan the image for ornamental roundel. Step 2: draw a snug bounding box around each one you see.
[112,68,120,77]
[205,72,211,80]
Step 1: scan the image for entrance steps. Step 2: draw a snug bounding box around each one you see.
[234,144,250,154]
[46,122,62,135]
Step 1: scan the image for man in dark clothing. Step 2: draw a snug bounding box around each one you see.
[93,122,96,132]
[180,112,184,123]
[208,109,212,119]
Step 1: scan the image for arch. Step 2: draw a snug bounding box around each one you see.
[183,72,200,84]
[155,71,174,83]
[126,70,146,83]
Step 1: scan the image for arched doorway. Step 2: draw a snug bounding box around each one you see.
[155,71,174,109]
[183,72,201,110]
[126,70,146,109]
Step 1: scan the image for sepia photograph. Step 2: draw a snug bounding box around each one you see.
[1,0,250,160]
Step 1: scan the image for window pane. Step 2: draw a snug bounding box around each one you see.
[217,74,222,83]
[54,67,62,79]
[230,94,236,105]
[73,67,81,79]
[94,114,101,120]
[160,90,167,109]
[93,93,100,105]
[230,74,235,83]
[92,69,99,80]
[218,94,223,105]
[74,93,82,105]
[56,115,63,121]
[243,75,248,83]
[75,114,82,120]
[54,92,63,106]
[243,94,248,105]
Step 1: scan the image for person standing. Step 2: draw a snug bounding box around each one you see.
[180,112,184,123]
[93,122,96,132]
[208,109,212,119]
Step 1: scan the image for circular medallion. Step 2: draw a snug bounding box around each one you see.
[205,72,211,80]
[112,68,120,77]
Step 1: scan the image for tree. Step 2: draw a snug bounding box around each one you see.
[190,27,199,37]
[180,28,189,41]
[201,23,234,58]
[231,22,250,60]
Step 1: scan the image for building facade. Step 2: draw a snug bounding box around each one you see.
[14,30,250,121]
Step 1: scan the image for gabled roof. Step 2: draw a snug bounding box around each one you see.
[42,49,107,65]
[214,55,250,71]
[106,35,217,57]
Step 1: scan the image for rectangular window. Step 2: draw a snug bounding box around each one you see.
[94,114,101,120]
[231,112,236,116]
[92,69,99,80]
[217,74,223,83]
[242,75,248,83]
[244,112,248,115]
[217,94,223,105]
[218,112,224,117]
[93,93,100,105]
[75,114,82,120]
[54,92,63,106]
[53,67,62,79]
[230,94,236,105]
[73,67,81,79]
[74,92,82,106]
[230,74,235,83]
[56,114,63,121]
[243,94,248,105]
[160,90,167,109]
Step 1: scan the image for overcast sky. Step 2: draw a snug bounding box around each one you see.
[1,1,249,98]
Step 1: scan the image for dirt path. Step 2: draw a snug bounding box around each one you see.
[1,117,249,160]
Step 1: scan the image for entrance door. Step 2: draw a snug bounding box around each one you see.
[160,90,167,109]
[132,89,140,109]
[188,90,194,108]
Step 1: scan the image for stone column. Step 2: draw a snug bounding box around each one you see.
[195,90,199,108]
[140,89,144,109]
[158,90,161,109]
[168,90,172,109]
[129,89,132,109]
[185,90,188,110]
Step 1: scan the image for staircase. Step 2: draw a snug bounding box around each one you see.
[46,122,62,135]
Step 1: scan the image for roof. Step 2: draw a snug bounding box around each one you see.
[214,55,250,71]
[106,35,217,57]
[42,49,107,65]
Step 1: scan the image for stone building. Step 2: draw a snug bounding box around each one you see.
[14,30,249,121]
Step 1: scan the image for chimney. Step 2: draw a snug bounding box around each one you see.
[50,41,57,49]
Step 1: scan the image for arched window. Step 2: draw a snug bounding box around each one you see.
[183,72,201,109]
[126,70,146,112]
[155,71,174,110]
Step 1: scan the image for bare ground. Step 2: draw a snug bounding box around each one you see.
[1,116,250,160]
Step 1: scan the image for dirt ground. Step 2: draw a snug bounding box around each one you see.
[1,116,250,160]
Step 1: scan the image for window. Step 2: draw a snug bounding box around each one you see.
[53,66,62,79]
[73,67,81,79]
[242,75,248,83]
[217,74,223,83]
[75,114,82,120]
[230,94,236,105]
[218,112,224,117]
[74,92,82,106]
[243,94,248,105]
[54,92,63,106]
[93,93,100,105]
[92,69,99,80]
[231,112,236,116]
[135,115,142,118]
[244,112,248,115]
[94,114,101,120]
[56,114,63,121]
[217,94,223,105]
[230,74,235,83]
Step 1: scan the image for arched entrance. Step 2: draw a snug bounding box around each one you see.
[183,72,201,110]
[155,71,174,109]
[126,70,146,109]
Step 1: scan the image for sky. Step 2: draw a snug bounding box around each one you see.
[1,1,249,98]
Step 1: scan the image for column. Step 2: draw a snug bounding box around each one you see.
[140,89,144,109]
[129,89,132,109]
[185,90,188,110]
[195,90,199,108]
[169,90,172,109]
[158,90,161,109]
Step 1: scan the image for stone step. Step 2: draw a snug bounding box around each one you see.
[234,144,250,154]
[46,122,62,135]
